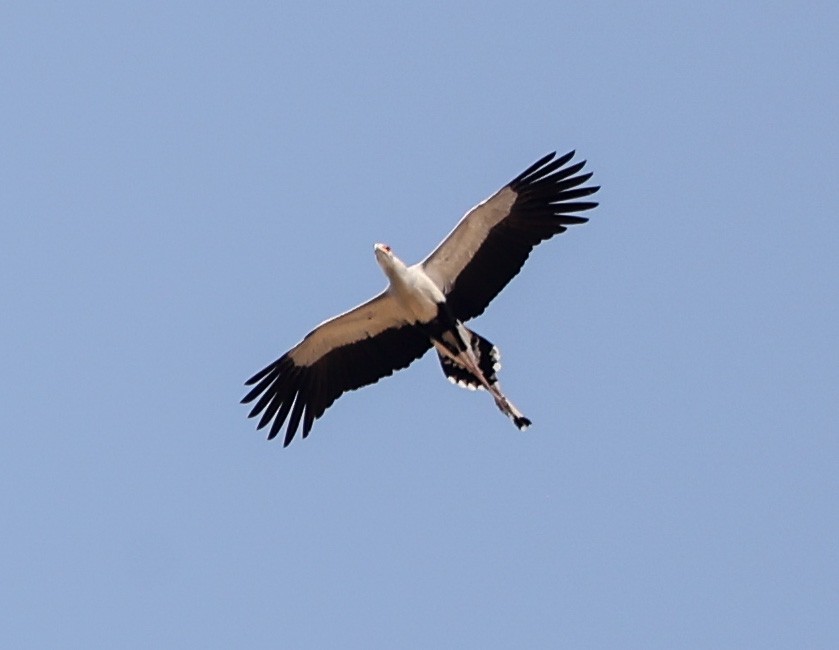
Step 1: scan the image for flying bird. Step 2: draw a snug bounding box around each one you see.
[242,151,599,446]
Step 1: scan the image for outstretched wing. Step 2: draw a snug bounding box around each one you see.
[241,292,431,446]
[421,151,599,322]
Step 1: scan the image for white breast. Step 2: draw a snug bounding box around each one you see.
[388,264,446,323]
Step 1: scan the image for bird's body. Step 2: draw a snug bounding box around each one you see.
[376,245,444,323]
[242,151,599,446]
[376,243,531,429]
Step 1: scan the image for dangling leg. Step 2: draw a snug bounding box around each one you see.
[433,324,531,431]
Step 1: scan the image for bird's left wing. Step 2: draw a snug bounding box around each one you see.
[421,151,599,322]
[242,291,431,446]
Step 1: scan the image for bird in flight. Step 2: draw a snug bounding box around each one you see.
[242,151,599,446]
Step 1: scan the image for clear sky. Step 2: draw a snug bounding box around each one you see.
[2,2,837,648]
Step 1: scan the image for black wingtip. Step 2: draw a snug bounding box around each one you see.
[283,428,295,447]
[512,151,558,184]
[511,149,584,189]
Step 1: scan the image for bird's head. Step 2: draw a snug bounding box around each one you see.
[374,243,404,277]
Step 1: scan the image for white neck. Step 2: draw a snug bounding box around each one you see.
[375,248,408,285]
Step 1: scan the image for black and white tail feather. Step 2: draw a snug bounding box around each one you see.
[438,329,500,391]
[242,150,598,446]
[436,327,531,431]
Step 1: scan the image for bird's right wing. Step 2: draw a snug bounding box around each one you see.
[421,151,599,321]
[241,291,431,446]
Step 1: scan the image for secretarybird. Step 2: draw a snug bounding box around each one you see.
[242,151,599,446]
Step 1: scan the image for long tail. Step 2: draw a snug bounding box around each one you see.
[438,329,499,390]
[436,327,532,431]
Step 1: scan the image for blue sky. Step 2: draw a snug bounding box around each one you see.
[2,2,837,648]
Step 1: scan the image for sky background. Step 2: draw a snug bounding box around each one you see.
[2,2,838,648]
